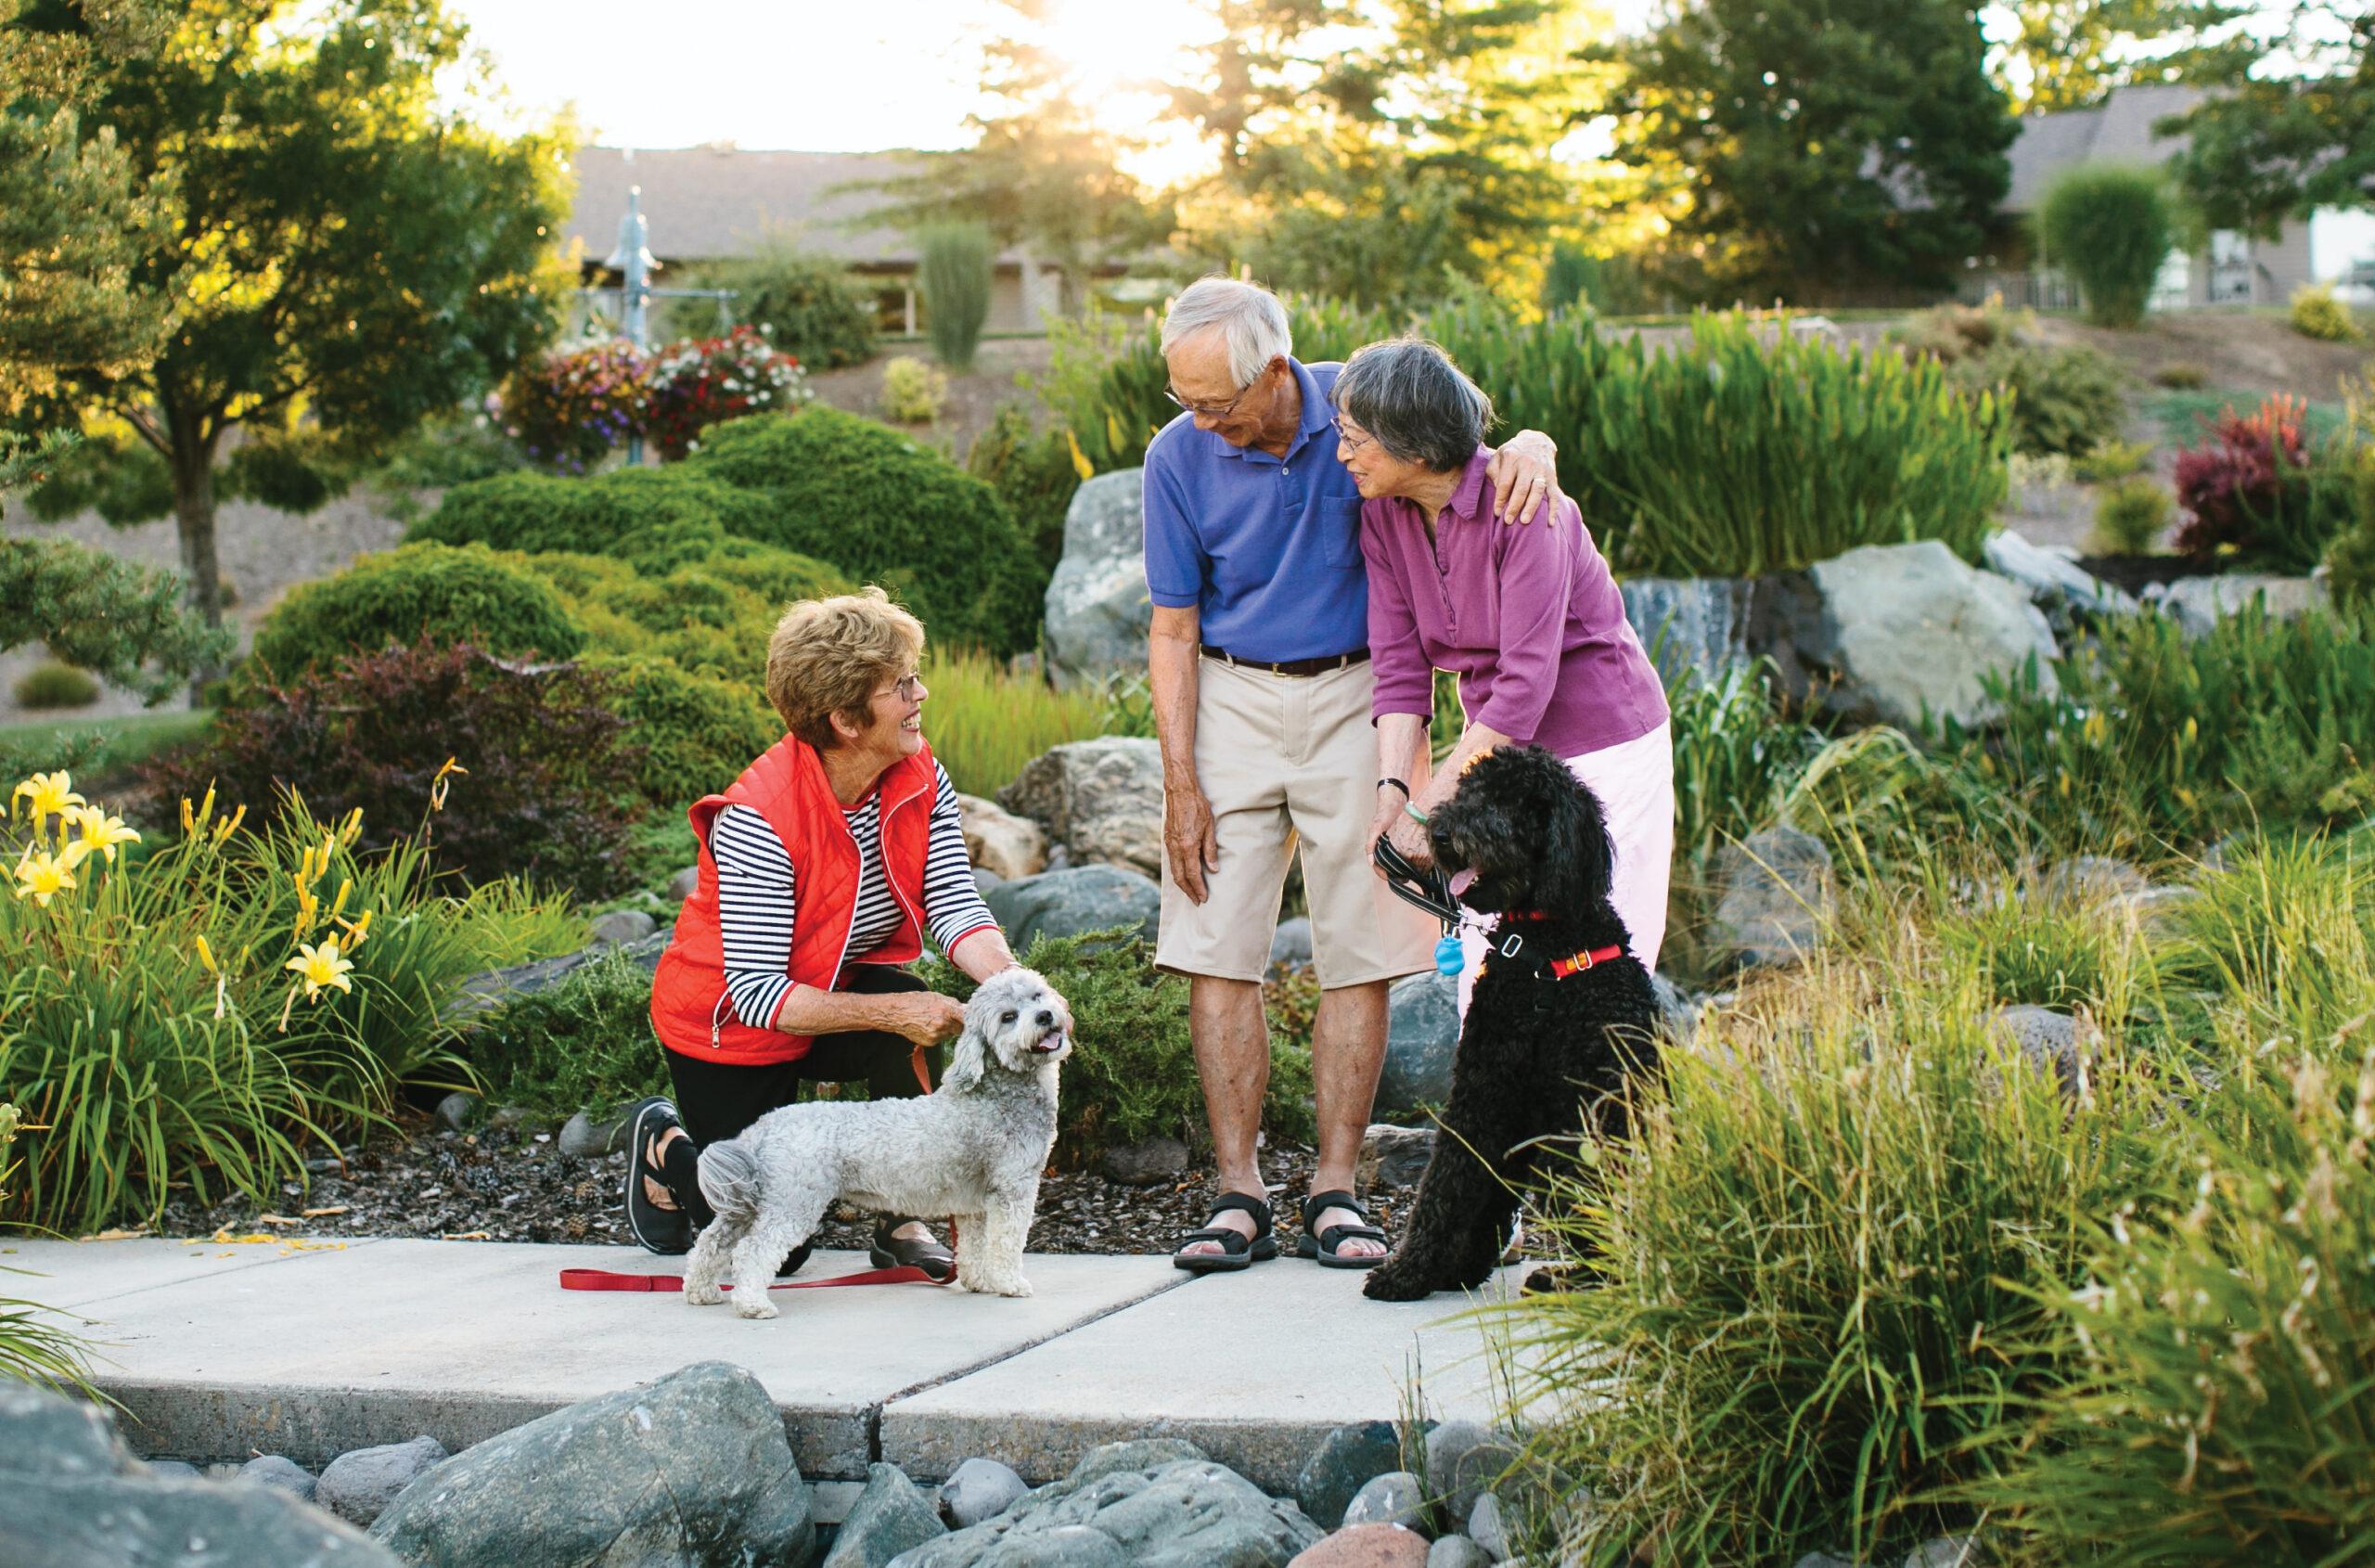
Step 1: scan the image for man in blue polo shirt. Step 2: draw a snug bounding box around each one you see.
[1145,278,1560,1274]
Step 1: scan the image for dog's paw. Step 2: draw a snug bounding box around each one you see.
[984,1274,1033,1298]
[1362,1265,1436,1303]
[686,1283,725,1306]
[733,1294,779,1320]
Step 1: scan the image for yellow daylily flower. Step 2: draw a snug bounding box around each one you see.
[194,935,220,975]
[430,757,468,813]
[337,907,374,948]
[295,884,320,935]
[67,804,141,864]
[329,878,353,919]
[12,847,79,907]
[337,807,364,846]
[284,939,355,1001]
[13,772,84,829]
[211,803,248,843]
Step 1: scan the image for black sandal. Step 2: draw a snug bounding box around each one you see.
[1173,1192,1277,1274]
[869,1216,956,1283]
[1298,1189,1389,1269]
[624,1097,692,1255]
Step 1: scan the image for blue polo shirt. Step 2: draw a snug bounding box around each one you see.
[1142,357,1369,663]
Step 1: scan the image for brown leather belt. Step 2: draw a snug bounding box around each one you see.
[1203,645,1371,678]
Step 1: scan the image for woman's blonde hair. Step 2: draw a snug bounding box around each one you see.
[765,586,925,749]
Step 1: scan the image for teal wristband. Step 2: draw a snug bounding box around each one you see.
[1404,802,1431,827]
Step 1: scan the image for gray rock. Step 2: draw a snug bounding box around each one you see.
[891,1444,1319,1568]
[2113,884,2198,935]
[317,1434,445,1527]
[1271,917,1315,970]
[1706,827,1835,974]
[1378,971,1458,1116]
[1649,970,1703,1043]
[586,907,657,945]
[997,738,1165,880]
[1752,540,2060,730]
[983,865,1161,951]
[1357,1125,1436,1190]
[1989,1006,2092,1097]
[1423,1422,1517,1523]
[826,1461,947,1567]
[2040,855,2150,906]
[148,1458,203,1480]
[1099,1136,1189,1187]
[2200,833,2249,873]
[1430,1536,1496,1568]
[959,792,1050,881]
[1342,1471,1428,1532]
[2143,572,2330,639]
[974,868,1008,901]
[1296,1420,1408,1531]
[1620,575,1757,688]
[1468,1495,1509,1562]
[1903,1538,1983,1568]
[666,864,700,903]
[1982,529,2138,635]
[239,1455,317,1501]
[558,1107,629,1159]
[368,1362,812,1565]
[433,1091,479,1133]
[446,926,672,1024]
[1793,1557,1863,1568]
[1043,469,1153,688]
[940,1456,1031,1528]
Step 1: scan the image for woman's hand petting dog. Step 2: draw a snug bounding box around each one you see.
[881,991,966,1047]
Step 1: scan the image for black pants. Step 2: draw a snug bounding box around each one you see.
[657,966,944,1227]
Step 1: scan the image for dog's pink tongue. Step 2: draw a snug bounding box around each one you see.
[1448,868,1478,898]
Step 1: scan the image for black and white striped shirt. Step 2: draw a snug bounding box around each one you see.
[710,763,997,1031]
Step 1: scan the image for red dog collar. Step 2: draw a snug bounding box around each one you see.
[1547,945,1625,980]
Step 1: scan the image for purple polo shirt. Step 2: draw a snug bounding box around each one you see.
[1142,358,1370,662]
[1363,447,1669,756]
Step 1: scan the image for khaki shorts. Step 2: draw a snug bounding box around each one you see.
[1156,654,1438,988]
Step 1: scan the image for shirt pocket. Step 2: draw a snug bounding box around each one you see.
[1316,483,1365,566]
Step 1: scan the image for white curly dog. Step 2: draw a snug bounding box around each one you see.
[685,967,1073,1319]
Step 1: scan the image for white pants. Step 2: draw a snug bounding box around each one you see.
[1455,722,1675,1019]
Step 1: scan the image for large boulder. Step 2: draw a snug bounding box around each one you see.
[2142,572,2330,639]
[317,1434,447,1528]
[1981,529,2138,635]
[1295,1421,1408,1532]
[1043,469,1153,688]
[1356,1125,1436,1190]
[368,1361,814,1567]
[1619,576,1757,688]
[826,1462,947,1568]
[997,738,1165,880]
[1705,827,1835,975]
[959,793,1049,881]
[0,1382,399,1568]
[983,865,1160,951]
[1377,972,1459,1117]
[1752,540,2060,730]
[887,1441,1321,1568]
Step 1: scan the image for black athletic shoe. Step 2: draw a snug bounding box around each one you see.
[624,1097,692,1255]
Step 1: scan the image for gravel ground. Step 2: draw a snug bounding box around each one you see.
[157,1118,1419,1259]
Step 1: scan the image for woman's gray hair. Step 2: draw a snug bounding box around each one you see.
[1161,278,1292,387]
[1333,339,1496,473]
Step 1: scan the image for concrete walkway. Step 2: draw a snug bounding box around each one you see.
[6,1236,1531,1497]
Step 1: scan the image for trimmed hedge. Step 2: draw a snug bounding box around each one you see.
[408,467,775,557]
[251,543,584,675]
[686,408,1045,655]
[585,653,780,804]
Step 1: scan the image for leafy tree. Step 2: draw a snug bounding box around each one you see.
[31,0,572,639]
[2160,0,2373,239]
[1600,0,2016,304]
[670,231,879,369]
[1987,0,2184,114]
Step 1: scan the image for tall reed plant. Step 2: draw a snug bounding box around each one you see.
[918,647,1128,798]
[918,223,993,371]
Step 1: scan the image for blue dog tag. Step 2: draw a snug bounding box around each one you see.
[1434,933,1465,977]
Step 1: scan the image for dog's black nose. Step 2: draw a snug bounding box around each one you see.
[1035,1009,1055,1027]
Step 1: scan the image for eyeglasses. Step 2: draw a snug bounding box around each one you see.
[876,672,924,702]
[1163,379,1255,419]
[1331,416,1377,456]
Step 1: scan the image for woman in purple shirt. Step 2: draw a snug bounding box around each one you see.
[1335,339,1675,1005]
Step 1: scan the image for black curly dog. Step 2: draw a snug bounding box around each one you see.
[1364,745,1662,1302]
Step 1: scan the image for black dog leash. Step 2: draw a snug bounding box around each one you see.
[1372,839,1627,980]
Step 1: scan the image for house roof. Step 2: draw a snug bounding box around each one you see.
[562,145,1030,269]
[2004,84,2204,212]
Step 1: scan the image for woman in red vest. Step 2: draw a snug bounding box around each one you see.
[630,587,1019,1279]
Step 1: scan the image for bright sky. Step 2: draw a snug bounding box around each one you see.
[443,0,2373,278]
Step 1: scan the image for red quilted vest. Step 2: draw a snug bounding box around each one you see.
[648,734,939,1065]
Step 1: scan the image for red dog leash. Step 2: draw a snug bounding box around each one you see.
[559,1264,947,1293]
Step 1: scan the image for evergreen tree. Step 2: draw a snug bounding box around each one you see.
[1602,0,2016,304]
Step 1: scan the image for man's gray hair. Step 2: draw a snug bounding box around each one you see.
[1332,338,1495,473]
[1160,278,1292,387]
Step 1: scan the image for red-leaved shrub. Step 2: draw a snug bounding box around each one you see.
[145,638,646,899]
[2173,394,2309,559]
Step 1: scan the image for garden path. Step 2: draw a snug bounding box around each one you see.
[10,1237,1524,1498]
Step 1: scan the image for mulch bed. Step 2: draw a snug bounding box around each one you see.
[2071,552,2224,598]
[155,1118,1418,1260]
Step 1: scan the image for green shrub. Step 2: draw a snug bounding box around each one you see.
[2152,361,2208,391]
[250,543,585,675]
[967,402,1083,571]
[464,949,670,1119]
[686,408,1045,654]
[682,238,879,371]
[1961,340,2129,458]
[10,662,98,711]
[918,222,993,371]
[586,653,780,806]
[2039,163,2173,329]
[2089,475,2171,554]
[2329,442,2375,609]
[407,466,774,557]
[2290,281,2360,343]
[878,355,948,424]
[2071,436,2149,482]
[918,929,1313,1163]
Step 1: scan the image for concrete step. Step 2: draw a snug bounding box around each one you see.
[7,1236,1526,1497]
